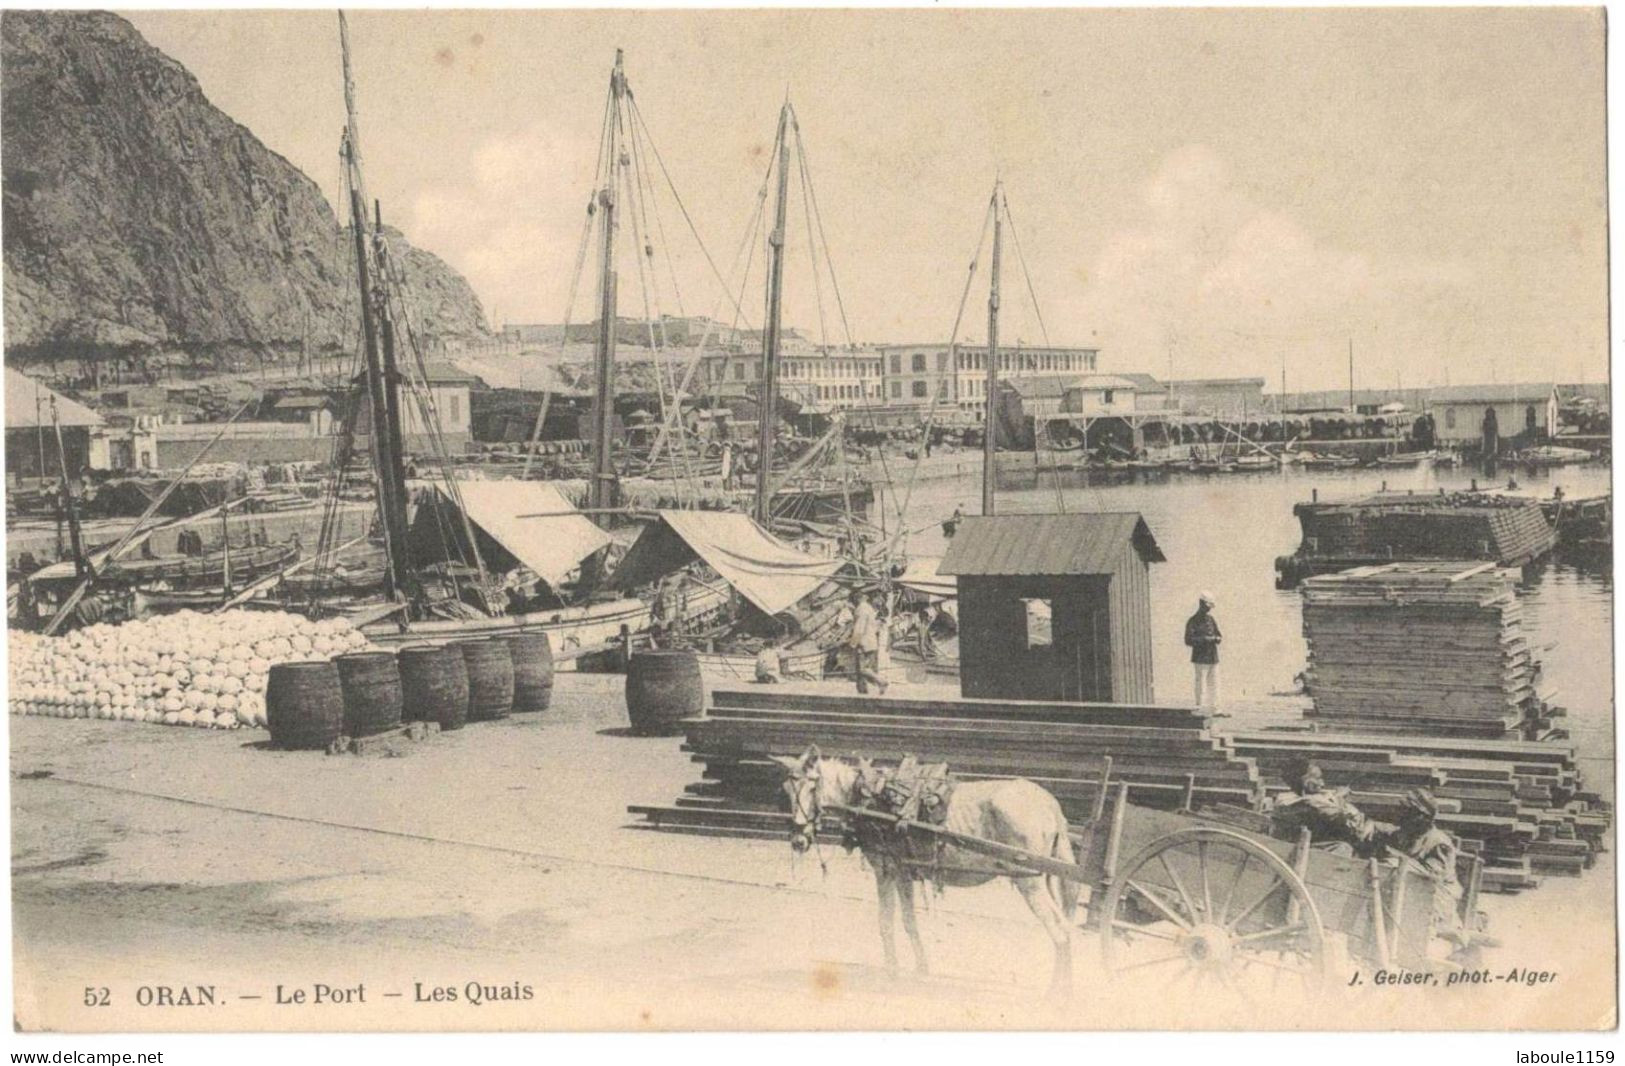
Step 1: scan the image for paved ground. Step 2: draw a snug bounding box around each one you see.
[10,674,1615,1031]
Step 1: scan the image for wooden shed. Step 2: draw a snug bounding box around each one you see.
[939,513,1164,703]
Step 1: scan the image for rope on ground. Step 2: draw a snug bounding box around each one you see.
[26,772,936,907]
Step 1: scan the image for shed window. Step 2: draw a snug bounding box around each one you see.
[1022,598,1053,648]
[912,380,928,398]
[912,353,928,373]
[1445,408,1456,430]
[1102,389,1114,405]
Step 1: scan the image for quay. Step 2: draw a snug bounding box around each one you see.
[9,669,1611,1031]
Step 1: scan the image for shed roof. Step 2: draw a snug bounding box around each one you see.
[1071,375,1140,391]
[6,369,103,429]
[1003,374,1074,399]
[352,362,482,390]
[420,361,481,385]
[1117,372,1167,393]
[939,512,1165,576]
[1430,383,1556,405]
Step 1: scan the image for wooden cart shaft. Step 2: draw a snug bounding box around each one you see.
[835,790,1441,969]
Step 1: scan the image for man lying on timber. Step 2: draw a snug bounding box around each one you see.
[1272,768,1469,955]
[1268,758,1380,856]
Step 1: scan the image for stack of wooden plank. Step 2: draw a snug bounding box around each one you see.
[629,687,1262,836]
[1299,563,1556,738]
[1228,729,1610,892]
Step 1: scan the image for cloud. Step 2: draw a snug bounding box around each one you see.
[1085,145,1473,388]
[405,123,600,325]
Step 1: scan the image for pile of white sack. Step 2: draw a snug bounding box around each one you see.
[9,610,373,729]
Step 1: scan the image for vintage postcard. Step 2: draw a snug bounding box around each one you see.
[3,6,1613,1034]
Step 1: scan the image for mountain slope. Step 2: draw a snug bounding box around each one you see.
[1,10,487,371]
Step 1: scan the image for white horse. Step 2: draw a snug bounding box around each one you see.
[775,745,1081,997]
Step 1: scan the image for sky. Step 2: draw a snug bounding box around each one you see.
[123,8,1607,392]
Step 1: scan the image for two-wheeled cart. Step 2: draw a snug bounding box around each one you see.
[834,766,1483,988]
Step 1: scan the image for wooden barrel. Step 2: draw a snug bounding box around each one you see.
[397,644,469,731]
[457,639,514,722]
[625,650,705,736]
[265,660,345,750]
[335,650,403,738]
[506,631,554,713]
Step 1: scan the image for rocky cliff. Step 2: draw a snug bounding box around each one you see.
[1,10,488,373]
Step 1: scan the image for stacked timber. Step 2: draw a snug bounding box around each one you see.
[1277,492,1556,586]
[1299,563,1560,739]
[1230,729,1610,892]
[628,687,1262,837]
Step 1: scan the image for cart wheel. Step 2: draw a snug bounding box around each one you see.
[1100,827,1328,994]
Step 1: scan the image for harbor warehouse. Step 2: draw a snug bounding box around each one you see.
[940,512,1164,703]
[5,368,106,480]
[1429,383,1560,446]
[352,361,476,452]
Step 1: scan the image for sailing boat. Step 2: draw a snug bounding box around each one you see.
[286,23,731,653]
[606,98,873,680]
[888,180,1039,679]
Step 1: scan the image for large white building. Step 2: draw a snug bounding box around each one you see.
[699,333,884,412]
[877,343,1100,416]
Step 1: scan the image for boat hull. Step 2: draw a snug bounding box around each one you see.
[360,580,731,656]
[105,543,300,589]
[691,643,830,682]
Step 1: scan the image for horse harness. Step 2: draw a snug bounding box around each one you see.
[847,756,957,887]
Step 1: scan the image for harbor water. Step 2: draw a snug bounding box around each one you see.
[885,460,1615,790]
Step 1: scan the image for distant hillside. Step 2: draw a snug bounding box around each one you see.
[1,10,488,375]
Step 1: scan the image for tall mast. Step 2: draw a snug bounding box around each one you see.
[338,11,412,604]
[34,388,44,486]
[753,102,793,524]
[373,199,411,531]
[1347,337,1355,412]
[981,183,1002,516]
[589,50,626,513]
[1280,352,1287,443]
[338,12,370,214]
[52,400,87,581]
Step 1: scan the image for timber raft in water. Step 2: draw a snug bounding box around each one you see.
[1275,490,1558,588]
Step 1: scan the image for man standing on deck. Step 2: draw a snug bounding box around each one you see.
[847,589,888,695]
[1185,591,1222,709]
[720,440,735,490]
